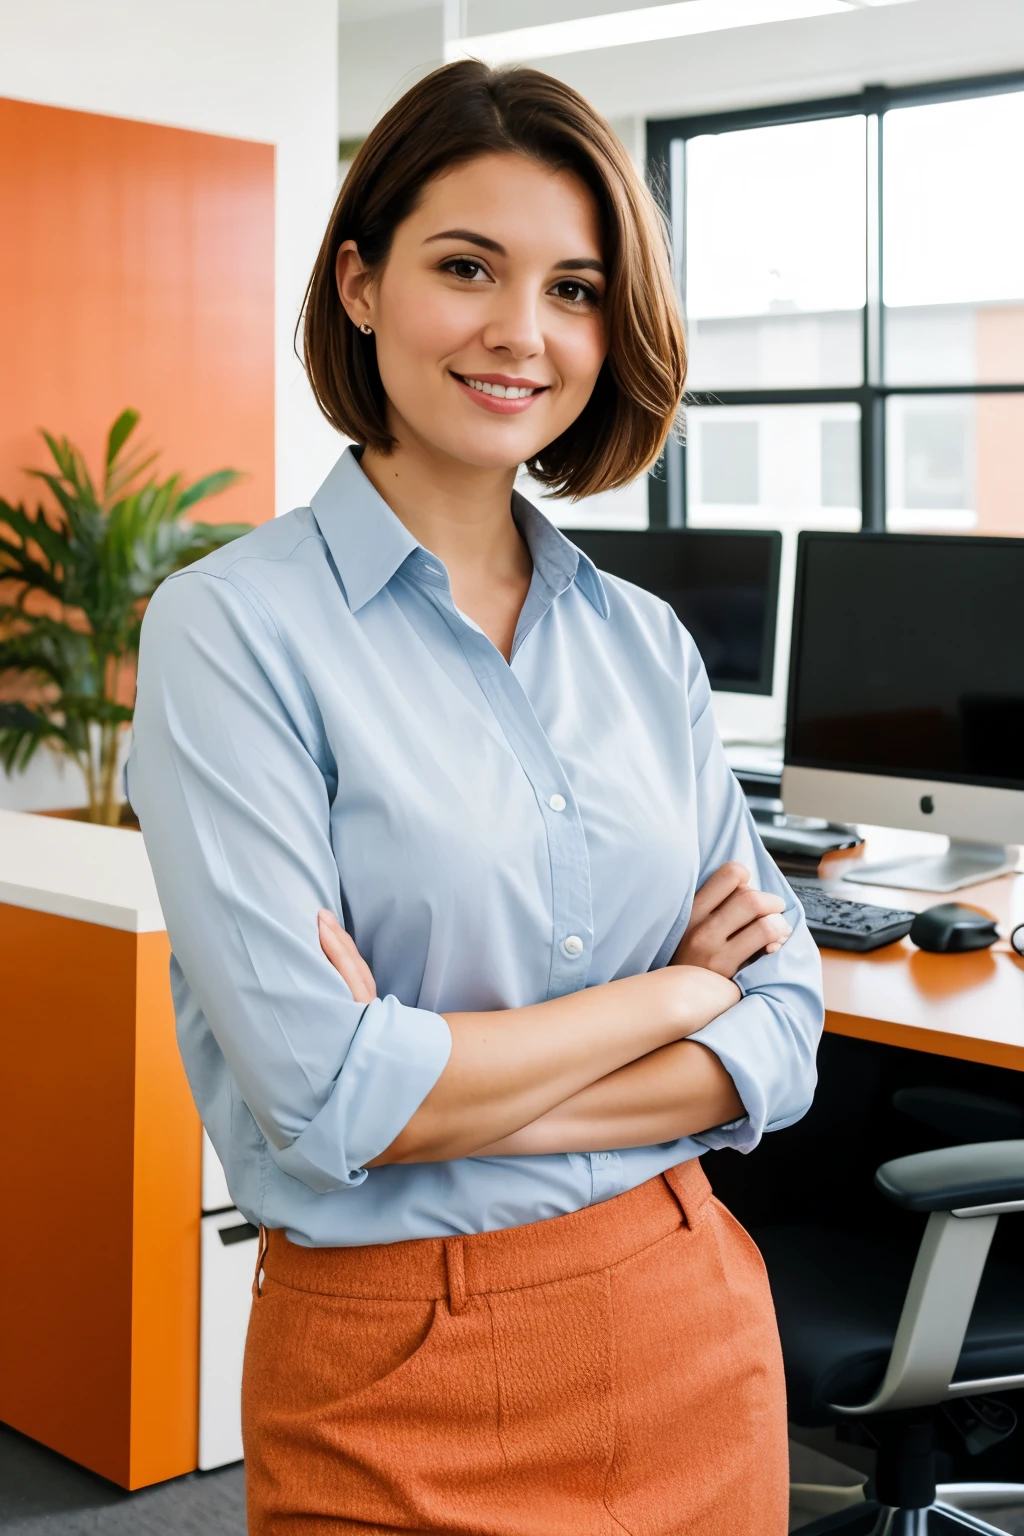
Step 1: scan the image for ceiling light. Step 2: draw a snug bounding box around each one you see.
[445,0,919,66]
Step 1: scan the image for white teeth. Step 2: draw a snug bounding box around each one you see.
[461,376,536,399]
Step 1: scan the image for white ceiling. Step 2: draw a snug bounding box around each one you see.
[337,0,433,19]
[337,0,1024,139]
[337,0,707,25]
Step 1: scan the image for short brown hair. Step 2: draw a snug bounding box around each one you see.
[301,61,686,500]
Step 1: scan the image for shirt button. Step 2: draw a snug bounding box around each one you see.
[563,934,584,957]
[548,793,566,812]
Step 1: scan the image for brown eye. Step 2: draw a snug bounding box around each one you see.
[553,279,598,306]
[444,258,487,281]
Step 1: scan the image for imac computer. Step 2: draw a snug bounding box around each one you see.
[783,531,1024,891]
[564,528,782,696]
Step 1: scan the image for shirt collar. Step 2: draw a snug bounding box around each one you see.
[309,447,610,620]
[511,486,610,620]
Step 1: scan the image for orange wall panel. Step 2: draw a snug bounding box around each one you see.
[0,97,274,526]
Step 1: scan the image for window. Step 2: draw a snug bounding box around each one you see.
[687,404,860,530]
[884,93,1024,386]
[649,75,1024,537]
[820,420,860,510]
[902,411,971,512]
[699,420,758,504]
[887,392,1024,534]
[685,117,866,392]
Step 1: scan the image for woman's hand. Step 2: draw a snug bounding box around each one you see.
[316,905,740,1164]
[318,910,377,1003]
[672,862,791,979]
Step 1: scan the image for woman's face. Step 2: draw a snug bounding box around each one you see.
[338,153,608,472]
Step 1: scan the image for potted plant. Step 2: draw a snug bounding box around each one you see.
[0,409,250,825]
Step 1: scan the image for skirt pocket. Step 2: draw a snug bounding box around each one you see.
[243,1276,441,1420]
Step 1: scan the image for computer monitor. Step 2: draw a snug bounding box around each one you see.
[783,531,1024,891]
[563,528,782,696]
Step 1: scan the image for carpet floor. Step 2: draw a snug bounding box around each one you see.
[3,1417,1024,1534]
[0,1422,246,1534]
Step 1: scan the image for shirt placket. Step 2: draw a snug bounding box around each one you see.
[418,567,593,999]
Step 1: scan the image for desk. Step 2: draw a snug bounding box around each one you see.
[818,826,1024,1071]
[0,810,200,1489]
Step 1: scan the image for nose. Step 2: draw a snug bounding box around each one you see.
[479,280,544,362]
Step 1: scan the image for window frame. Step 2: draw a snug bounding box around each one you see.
[646,69,1024,530]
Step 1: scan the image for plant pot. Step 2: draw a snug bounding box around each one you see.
[34,804,141,831]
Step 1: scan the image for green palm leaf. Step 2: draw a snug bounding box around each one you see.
[0,410,251,822]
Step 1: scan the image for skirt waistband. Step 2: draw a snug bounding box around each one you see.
[260,1160,712,1305]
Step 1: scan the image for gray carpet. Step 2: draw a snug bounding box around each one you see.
[0,1421,246,1534]
[4,1417,1024,1534]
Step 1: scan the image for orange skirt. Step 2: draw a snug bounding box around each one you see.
[242,1161,788,1535]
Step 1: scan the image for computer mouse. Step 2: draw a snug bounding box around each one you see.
[908,903,999,954]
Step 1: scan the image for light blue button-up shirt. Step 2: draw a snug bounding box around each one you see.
[128,447,823,1247]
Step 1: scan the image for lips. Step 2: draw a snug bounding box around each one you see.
[456,374,542,399]
[451,371,549,415]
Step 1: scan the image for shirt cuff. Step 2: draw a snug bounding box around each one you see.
[687,991,771,1155]
[273,996,452,1192]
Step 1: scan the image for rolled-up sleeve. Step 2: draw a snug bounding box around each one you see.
[127,570,452,1192]
[682,653,824,1154]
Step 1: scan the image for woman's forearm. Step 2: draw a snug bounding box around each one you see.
[470,1040,744,1158]
[371,967,740,1166]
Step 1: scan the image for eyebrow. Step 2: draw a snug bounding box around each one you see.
[424,228,606,275]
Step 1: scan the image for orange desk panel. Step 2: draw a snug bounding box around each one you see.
[0,905,200,1488]
[819,845,1024,1071]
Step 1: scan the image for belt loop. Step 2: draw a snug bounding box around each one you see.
[663,1160,711,1230]
[444,1236,468,1316]
[252,1223,269,1300]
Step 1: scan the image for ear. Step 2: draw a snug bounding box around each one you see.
[336,240,375,331]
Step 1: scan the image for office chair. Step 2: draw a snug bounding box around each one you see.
[757,1139,1024,1534]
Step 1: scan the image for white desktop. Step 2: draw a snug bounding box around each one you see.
[781,531,1024,892]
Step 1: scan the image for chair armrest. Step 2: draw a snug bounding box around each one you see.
[832,1140,1024,1415]
[876,1140,1024,1213]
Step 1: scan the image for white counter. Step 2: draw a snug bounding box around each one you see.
[0,809,164,932]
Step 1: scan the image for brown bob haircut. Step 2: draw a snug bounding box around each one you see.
[302,60,686,500]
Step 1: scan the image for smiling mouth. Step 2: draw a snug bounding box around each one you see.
[451,372,548,400]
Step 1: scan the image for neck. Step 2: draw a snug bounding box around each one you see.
[358,431,526,582]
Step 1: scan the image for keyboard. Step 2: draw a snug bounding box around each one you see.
[790,881,917,953]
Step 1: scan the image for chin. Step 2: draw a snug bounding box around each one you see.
[433,421,561,475]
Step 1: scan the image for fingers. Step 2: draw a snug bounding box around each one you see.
[687,861,750,931]
[722,911,793,972]
[698,883,786,949]
[318,910,377,1003]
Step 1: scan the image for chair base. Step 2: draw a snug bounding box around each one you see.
[797,1499,1012,1535]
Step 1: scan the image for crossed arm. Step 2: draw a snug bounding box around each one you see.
[317,862,792,1165]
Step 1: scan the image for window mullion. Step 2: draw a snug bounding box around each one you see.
[668,137,687,528]
[862,109,886,530]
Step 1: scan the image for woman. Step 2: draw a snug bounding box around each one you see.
[129,60,823,1535]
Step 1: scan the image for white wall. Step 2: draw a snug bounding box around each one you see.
[0,0,342,808]
[339,2,443,139]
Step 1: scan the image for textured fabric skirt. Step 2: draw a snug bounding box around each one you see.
[241,1160,788,1535]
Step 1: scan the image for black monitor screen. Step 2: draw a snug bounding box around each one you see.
[787,532,1024,791]
[564,528,781,695]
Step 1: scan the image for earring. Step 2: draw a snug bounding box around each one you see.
[359,322,373,335]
